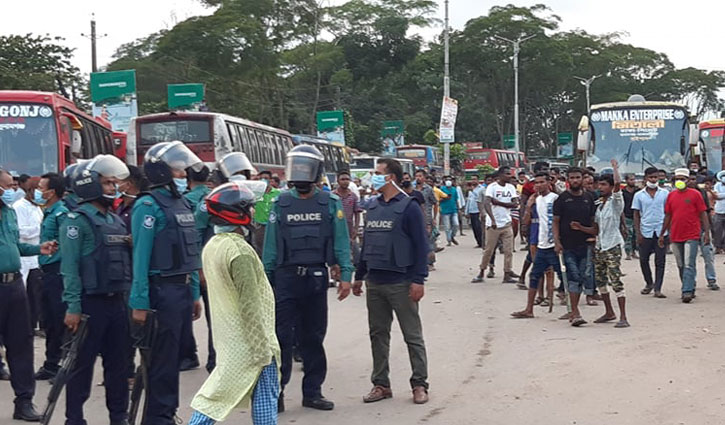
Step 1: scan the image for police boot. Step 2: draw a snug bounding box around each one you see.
[278,391,285,413]
[13,400,40,422]
[302,396,335,411]
[110,420,129,425]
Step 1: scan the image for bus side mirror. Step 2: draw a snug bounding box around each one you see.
[680,136,686,155]
[71,130,82,155]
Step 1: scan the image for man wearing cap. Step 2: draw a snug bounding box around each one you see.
[659,168,710,303]
[712,170,725,254]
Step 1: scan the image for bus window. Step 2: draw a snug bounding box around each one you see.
[245,128,259,163]
[228,123,241,150]
[265,133,276,165]
[238,126,250,156]
[273,135,283,165]
[258,131,270,164]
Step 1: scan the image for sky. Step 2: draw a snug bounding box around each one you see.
[2,0,724,77]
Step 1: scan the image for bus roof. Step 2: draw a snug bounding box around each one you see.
[134,111,292,137]
[396,144,432,149]
[0,90,110,128]
[591,100,687,110]
[700,119,725,128]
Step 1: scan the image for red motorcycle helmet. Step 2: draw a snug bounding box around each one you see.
[205,180,267,226]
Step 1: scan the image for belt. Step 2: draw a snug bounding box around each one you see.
[280,264,325,276]
[0,272,21,284]
[40,262,61,274]
[149,274,192,285]
[85,292,124,298]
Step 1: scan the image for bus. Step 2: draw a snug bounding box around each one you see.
[463,147,527,174]
[127,111,294,178]
[350,155,415,186]
[699,119,725,173]
[583,95,690,175]
[395,145,441,173]
[0,90,117,176]
[292,134,349,184]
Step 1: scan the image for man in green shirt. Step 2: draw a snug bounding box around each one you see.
[252,170,280,258]
[0,168,56,422]
[34,173,70,382]
[60,155,132,425]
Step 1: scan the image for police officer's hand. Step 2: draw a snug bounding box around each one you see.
[132,309,148,324]
[192,300,203,320]
[40,241,58,256]
[352,280,364,296]
[337,281,351,301]
[409,283,424,302]
[330,265,341,281]
[64,313,82,333]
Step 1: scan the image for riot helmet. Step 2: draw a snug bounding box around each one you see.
[72,155,130,205]
[187,164,211,183]
[63,159,91,192]
[285,145,324,193]
[143,141,203,187]
[217,152,257,182]
[205,180,266,226]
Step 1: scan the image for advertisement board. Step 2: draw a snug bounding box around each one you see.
[90,70,137,132]
[316,110,345,146]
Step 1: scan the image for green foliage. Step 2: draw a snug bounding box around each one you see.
[422,129,438,145]
[476,163,496,175]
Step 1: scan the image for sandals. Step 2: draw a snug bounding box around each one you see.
[571,317,587,327]
[511,311,534,319]
[593,315,616,324]
[614,320,630,328]
[540,298,551,307]
[641,287,653,295]
[654,292,667,299]
[534,297,543,305]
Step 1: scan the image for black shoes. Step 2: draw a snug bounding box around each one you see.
[179,356,200,372]
[302,396,335,411]
[33,367,56,381]
[13,402,40,422]
[278,392,285,413]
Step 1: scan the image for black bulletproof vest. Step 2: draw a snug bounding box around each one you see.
[276,190,335,266]
[147,190,201,277]
[362,196,415,273]
[77,209,131,295]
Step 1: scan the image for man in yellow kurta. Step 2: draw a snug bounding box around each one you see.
[188,180,280,425]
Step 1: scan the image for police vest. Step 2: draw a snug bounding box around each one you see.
[76,209,131,295]
[276,191,335,266]
[147,190,201,277]
[362,196,415,273]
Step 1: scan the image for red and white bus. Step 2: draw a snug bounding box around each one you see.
[0,90,118,176]
[464,146,527,173]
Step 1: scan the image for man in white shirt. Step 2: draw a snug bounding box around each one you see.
[471,166,520,283]
[454,177,466,237]
[14,175,44,333]
[712,170,725,254]
[511,172,560,318]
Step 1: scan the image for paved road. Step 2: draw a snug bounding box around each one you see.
[2,234,725,424]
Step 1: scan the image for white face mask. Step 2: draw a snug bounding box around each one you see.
[646,181,658,189]
[445,180,452,187]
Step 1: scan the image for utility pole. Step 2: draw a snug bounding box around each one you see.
[81,14,107,73]
[443,0,451,175]
[495,34,535,155]
[574,75,599,115]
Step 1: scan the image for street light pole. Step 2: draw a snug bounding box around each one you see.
[574,75,599,115]
[495,34,535,155]
[81,13,107,73]
[443,0,451,175]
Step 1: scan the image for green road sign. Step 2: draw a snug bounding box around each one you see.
[504,134,515,149]
[90,70,136,104]
[168,84,205,109]
[557,132,574,145]
[316,110,345,145]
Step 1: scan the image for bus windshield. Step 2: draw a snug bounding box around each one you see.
[139,119,211,145]
[350,157,375,169]
[397,148,426,159]
[587,106,688,174]
[468,151,491,160]
[0,103,58,175]
[701,128,724,173]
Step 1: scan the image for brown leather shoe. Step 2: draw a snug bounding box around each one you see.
[363,385,393,403]
[412,386,429,404]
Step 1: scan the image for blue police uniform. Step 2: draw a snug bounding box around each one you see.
[262,188,352,401]
[0,202,40,410]
[60,202,132,425]
[192,195,217,372]
[130,188,201,425]
[36,200,69,377]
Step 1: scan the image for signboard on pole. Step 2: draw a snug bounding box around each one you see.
[557,132,574,158]
[439,97,458,143]
[90,70,138,132]
[503,134,515,149]
[316,110,346,146]
[380,120,404,156]
[168,84,205,110]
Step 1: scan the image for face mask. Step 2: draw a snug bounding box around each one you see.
[229,175,247,182]
[1,188,16,205]
[658,179,667,185]
[122,192,137,199]
[98,195,116,208]
[371,174,388,191]
[34,189,47,206]
[445,180,452,187]
[173,178,188,194]
[214,224,238,234]
[646,181,658,189]
[14,188,25,203]
[674,180,687,190]
[401,180,412,189]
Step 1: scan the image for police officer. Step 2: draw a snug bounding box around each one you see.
[262,145,353,412]
[62,160,90,211]
[34,173,70,382]
[0,168,57,422]
[130,141,203,425]
[60,155,132,425]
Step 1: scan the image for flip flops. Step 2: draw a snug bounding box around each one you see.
[510,311,534,319]
[593,315,616,324]
[571,317,587,327]
[614,320,630,328]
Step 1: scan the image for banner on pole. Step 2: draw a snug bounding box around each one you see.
[90,70,138,132]
[380,120,405,156]
[168,84,205,110]
[439,97,458,144]
[316,110,346,146]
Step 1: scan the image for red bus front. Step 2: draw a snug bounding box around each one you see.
[129,113,217,167]
[464,148,497,171]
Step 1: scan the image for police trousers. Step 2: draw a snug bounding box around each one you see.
[275,265,328,399]
[0,276,35,403]
[147,281,194,425]
[65,293,129,425]
[40,262,65,372]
